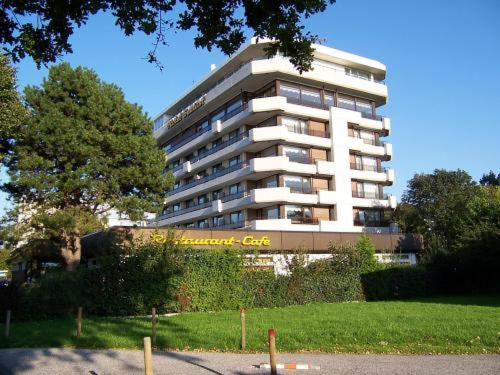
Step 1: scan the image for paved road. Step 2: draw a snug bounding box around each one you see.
[0,349,499,375]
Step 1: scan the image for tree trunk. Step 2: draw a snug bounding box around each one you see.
[60,230,81,272]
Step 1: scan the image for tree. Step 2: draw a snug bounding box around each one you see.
[479,171,500,186]
[392,169,477,253]
[0,55,26,161]
[0,1,335,73]
[0,63,173,271]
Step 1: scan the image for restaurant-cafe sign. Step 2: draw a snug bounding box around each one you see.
[166,95,206,129]
[150,233,271,247]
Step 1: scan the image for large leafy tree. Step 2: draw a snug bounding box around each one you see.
[1,62,173,271]
[393,169,499,255]
[0,0,335,72]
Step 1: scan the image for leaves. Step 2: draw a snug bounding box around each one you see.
[0,0,336,72]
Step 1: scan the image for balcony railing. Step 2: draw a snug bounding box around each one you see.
[352,191,388,199]
[190,131,249,164]
[168,126,211,153]
[168,161,249,196]
[350,162,384,173]
[289,216,320,225]
[221,190,249,203]
[354,218,388,227]
[283,96,329,110]
[159,201,212,220]
[285,125,330,139]
[286,154,313,164]
[212,220,246,229]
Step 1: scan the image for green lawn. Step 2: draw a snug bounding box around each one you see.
[1,295,499,354]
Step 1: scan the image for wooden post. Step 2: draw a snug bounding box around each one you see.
[76,306,82,338]
[5,310,11,338]
[240,308,246,350]
[144,337,153,375]
[268,328,277,375]
[151,307,157,348]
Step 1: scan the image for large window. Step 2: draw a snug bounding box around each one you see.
[230,211,244,224]
[212,215,224,227]
[283,175,311,193]
[259,176,278,188]
[212,189,224,200]
[355,209,383,226]
[263,206,279,220]
[338,94,356,111]
[280,83,300,101]
[338,94,373,116]
[283,145,309,163]
[229,155,240,167]
[285,205,312,223]
[197,194,209,204]
[229,183,241,195]
[281,116,307,134]
[197,218,209,228]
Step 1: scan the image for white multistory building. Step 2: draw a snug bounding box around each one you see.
[151,39,397,233]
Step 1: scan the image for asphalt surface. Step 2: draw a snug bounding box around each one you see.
[0,349,499,375]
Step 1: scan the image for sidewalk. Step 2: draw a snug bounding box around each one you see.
[0,348,498,375]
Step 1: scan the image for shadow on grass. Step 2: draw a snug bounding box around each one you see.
[398,294,500,308]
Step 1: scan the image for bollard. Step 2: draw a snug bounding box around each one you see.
[240,308,246,350]
[5,310,11,338]
[268,328,277,375]
[151,307,157,348]
[144,337,153,375]
[76,306,83,338]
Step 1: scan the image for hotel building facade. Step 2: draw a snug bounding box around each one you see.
[151,39,397,234]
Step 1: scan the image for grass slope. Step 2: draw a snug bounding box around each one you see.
[1,295,499,354]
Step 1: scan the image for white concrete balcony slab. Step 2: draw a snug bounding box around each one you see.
[382,117,391,135]
[347,137,386,157]
[330,107,384,131]
[251,187,318,205]
[251,218,321,232]
[352,197,391,208]
[250,156,317,175]
[155,204,213,226]
[250,125,331,148]
[350,167,394,185]
[318,190,338,204]
[316,160,336,176]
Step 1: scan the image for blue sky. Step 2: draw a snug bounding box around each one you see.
[1,0,499,215]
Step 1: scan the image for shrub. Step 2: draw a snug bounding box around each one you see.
[361,265,432,300]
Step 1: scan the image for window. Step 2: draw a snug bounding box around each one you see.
[355,98,372,115]
[185,153,194,163]
[198,194,208,204]
[228,128,239,139]
[212,138,222,148]
[172,203,181,212]
[263,206,279,220]
[213,215,224,227]
[283,145,309,163]
[229,183,240,195]
[226,98,243,115]
[356,209,383,226]
[211,109,225,123]
[301,87,321,105]
[280,83,300,101]
[259,176,278,188]
[230,211,244,224]
[285,205,312,222]
[196,119,210,133]
[212,189,224,200]
[197,219,209,228]
[212,163,223,174]
[345,67,371,81]
[284,175,311,193]
[338,94,355,111]
[185,176,195,185]
[324,91,335,107]
[198,145,208,156]
[172,159,180,168]
[281,117,307,134]
[185,198,196,208]
[229,155,240,167]
[186,222,195,228]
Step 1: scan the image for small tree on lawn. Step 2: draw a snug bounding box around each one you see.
[0,62,173,271]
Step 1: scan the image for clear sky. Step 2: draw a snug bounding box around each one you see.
[1,0,499,215]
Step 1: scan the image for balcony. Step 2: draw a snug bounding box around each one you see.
[190,131,249,164]
[284,125,330,139]
[220,190,249,203]
[168,161,249,196]
[211,220,247,230]
[286,154,314,164]
[350,162,384,173]
[159,201,212,220]
[352,191,388,199]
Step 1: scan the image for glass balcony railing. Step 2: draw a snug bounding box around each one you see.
[168,161,249,196]
[190,131,249,164]
[350,162,385,173]
[352,191,388,199]
[159,201,212,220]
